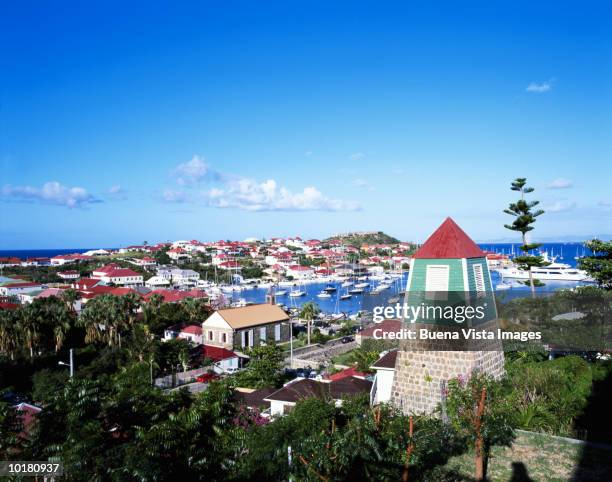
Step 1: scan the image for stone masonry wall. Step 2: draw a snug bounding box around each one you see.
[390,320,505,415]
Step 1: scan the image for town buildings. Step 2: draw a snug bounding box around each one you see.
[202,303,290,351]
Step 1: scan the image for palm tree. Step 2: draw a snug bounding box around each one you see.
[0,310,19,360]
[299,302,320,346]
[19,304,40,358]
[61,288,79,314]
[182,297,207,324]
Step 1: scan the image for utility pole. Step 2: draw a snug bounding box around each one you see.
[69,348,74,378]
[59,348,75,378]
[289,317,293,368]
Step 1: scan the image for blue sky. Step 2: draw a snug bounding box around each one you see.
[1,1,610,248]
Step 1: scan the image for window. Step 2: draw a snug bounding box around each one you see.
[221,333,227,343]
[473,264,486,298]
[425,265,449,300]
[208,330,213,341]
[274,324,281,341]
[260,326,267,341]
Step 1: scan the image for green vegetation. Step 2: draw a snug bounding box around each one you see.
[503,177,546,298]
[299,301,320,345]
[234,344,285,388]
[1,284,611,480]
[579,239,612,289]
[441,430,612,482]
[445,373,515,480]
[325,231,401,247]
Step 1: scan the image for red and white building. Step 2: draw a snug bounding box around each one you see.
[91,264,144,287]
[58,270,81,280]
[0,281,43,296]
[285,265,315,279]
[50,253,91,266]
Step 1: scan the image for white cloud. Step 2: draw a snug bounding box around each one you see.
[1,181,99,208]
[162,189,189,203]
[598,200,612,208]
[173,155,217,185]
[547,178,573,189]
[107,184,127,200]
[205,178,361,212]
[526,80,553,93]
[353,178,375,191]
[348,152,365,161]
[545,200,576,213]
[304,151,313,157]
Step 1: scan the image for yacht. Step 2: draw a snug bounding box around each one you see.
[340,293,352,300]
[289,289,306,297]
[349,288,364,294]
[354,282,369,289]
[323,284,337,293]
[341,280,353,288]
[275,289,288,296]
[494,254,594,282]
[316,291,332,298]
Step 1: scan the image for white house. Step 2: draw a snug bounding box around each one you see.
[0,282,44,297]
[285,265,315,280]
[156,267,200,286]
[91,264,144,287]
[369,350,398,405]
[57,270,80,280]
[145,276,171,288]
[164,323,203,344]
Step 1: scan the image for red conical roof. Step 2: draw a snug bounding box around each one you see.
[413,217,485,259]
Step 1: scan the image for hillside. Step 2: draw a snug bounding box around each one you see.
[325,231,401,247]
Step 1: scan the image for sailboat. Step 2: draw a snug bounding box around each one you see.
[289,288,306,297]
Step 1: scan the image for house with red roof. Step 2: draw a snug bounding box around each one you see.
[72,278,102,291]
[50,253,91,266]
[285,264,314,279]
[326,366,368,382]
[58,270,81,280]
[356,319,403,345]
[201,344,241,372]
[0,281,43,297]
[91,264,144,286]
[218,260,241,270]
[0,257,21,267]
[164,323,204,344]
[144,289,207,304]
[14,402,42,441]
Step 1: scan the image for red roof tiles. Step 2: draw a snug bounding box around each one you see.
[413,217,485,259]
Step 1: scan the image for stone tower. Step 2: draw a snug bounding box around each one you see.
[390,217,505,415]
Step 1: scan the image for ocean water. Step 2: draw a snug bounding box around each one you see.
[1,242,594,313]
[478,242,592,269]
[0,248,96,259]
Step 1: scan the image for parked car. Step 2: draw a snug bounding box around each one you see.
[341,336,354,344]
[196,372,220,384]
[223,367,241,374]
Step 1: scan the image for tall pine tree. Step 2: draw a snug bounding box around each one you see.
[503,178,546,298]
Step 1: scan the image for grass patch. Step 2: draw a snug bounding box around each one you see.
[439,430,612,481]
[331,348,359,366]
